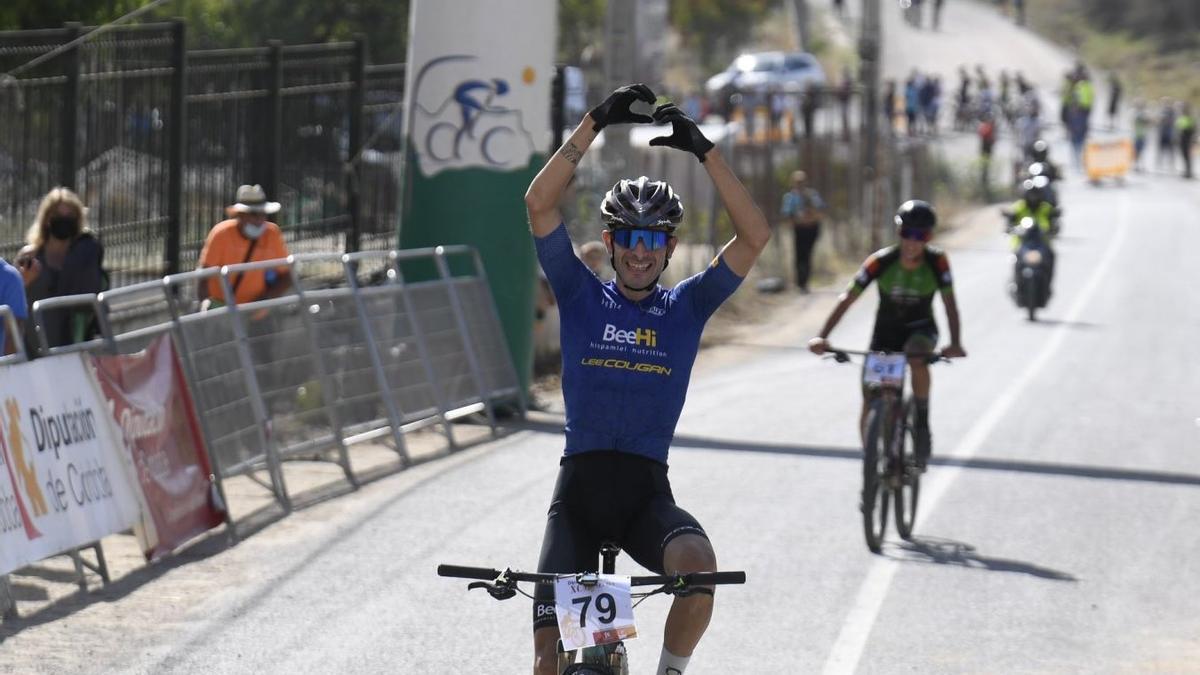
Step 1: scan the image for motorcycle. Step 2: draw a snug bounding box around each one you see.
[1007,216,1053,321]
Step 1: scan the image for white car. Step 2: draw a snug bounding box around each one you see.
[704,51,827,100]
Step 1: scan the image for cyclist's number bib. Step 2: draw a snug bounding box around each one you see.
[862,353,907,387]
[554,575,638,650]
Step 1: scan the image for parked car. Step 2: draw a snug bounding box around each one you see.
[704,51,827,102]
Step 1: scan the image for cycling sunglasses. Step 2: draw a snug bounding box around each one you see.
[611,227,671,251]
[899,226,933,242]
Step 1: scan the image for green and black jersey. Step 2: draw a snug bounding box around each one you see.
[849,245,954,328]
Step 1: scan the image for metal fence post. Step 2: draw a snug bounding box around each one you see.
[0,574,16,621]
[221,268,291,512]
[551,64,566,154]
[289,259,357,485]
[160,278,237,540]
[59,22,81,189]
[166,19,186,275]
[346,36,366,254]
[341,253,413,462]
[391,252,459,451]
[468,248,527,417]
[433,247,496,434]
[265,40,283,200]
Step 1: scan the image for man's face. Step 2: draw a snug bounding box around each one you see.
[899,235,926,263]
[603,227,676,291]
[238,212,267,227]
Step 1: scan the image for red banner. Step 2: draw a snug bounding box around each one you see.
[91,335,225,560]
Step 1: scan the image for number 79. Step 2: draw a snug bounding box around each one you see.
[572,592,617,627]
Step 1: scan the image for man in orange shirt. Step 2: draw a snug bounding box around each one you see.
[197,184,291,306]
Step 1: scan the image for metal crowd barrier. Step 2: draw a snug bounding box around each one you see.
[5,246,523,620]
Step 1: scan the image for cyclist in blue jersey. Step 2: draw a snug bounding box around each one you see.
[524,83,770,675]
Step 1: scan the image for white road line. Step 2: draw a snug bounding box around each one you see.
[821,193,1130,675]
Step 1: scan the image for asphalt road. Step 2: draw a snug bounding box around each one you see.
[9,2,1200,674]
[96,169,1200,675]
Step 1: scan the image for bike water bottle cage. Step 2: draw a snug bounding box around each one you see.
[611,227,669,251]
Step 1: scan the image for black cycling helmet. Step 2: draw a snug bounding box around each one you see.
[601,176,683,230]
[894,199,937,231]
[1031,139,1049,162]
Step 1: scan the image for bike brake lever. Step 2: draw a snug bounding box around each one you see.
[467,581,518,600]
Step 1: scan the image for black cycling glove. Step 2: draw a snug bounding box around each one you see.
[649,103,715,162]
[588,84,657,132]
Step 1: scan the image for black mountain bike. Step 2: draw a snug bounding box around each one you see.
[439,543,745,674]
[827,347,947,553]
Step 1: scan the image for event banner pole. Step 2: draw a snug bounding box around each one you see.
[399,0,558,396]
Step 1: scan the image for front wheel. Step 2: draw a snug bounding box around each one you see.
[1025,279,1038,321]
[862,398,890,554]
[894,398,921,540]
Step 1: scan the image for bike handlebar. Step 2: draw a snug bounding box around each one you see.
[824,347,949,365]
[438,564,503,581]
[438,564,746,588]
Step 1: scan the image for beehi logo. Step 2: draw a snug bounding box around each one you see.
[0,397,44,539]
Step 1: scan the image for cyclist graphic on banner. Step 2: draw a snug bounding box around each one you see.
[409,54,538,175]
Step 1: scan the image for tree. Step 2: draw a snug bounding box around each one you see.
[669,0,776,72]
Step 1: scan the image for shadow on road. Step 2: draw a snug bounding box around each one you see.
[0,422,513,644]
[890,536,1077,581]
[1027,318,1102,329]
[517,420,1200,489]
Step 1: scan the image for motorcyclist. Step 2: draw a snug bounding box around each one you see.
[1028,139,1062,181]
[1004,179,1057,293]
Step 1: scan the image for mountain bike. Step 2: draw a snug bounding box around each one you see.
[827,347,947,554]
[439,543,745,674]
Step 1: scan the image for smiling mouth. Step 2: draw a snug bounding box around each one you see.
[625,259,653,273]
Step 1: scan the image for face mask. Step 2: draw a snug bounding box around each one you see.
[48,215,78,240]
[241,223,265,240]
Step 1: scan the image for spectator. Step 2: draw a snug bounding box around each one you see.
[1157,98,1176,172]
[883,79,899,134]
[579,240,609,278]
[1132,101,1150,172]
[0,258,27,356]
[922,75,941,134]
[904,72,921,135]
[17,187,104,354]
[197,184,292,308]
[933,0,945,30]
[780,170,826,293]
[800,83,820,138]
[836,66,853,141]
[1176,103,1195,179]
[978,113,997,198]
[1107,73,1122,130]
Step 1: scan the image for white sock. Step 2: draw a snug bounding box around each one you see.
[657,647,691,674]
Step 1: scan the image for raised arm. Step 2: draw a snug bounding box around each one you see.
[524,84,657,238]
[650,104,769,277]
[703,149,771,276]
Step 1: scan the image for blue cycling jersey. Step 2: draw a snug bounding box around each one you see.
[534,223,743,464]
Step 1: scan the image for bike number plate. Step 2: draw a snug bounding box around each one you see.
[554,575,638,651]
[862,353,907,387]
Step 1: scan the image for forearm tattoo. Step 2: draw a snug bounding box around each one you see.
[559,141,583,165]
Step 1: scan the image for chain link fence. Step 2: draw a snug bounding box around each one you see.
[0,22,405,291]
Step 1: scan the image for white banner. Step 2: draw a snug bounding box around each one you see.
[404,0,557,177]
[0,354,142,575]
